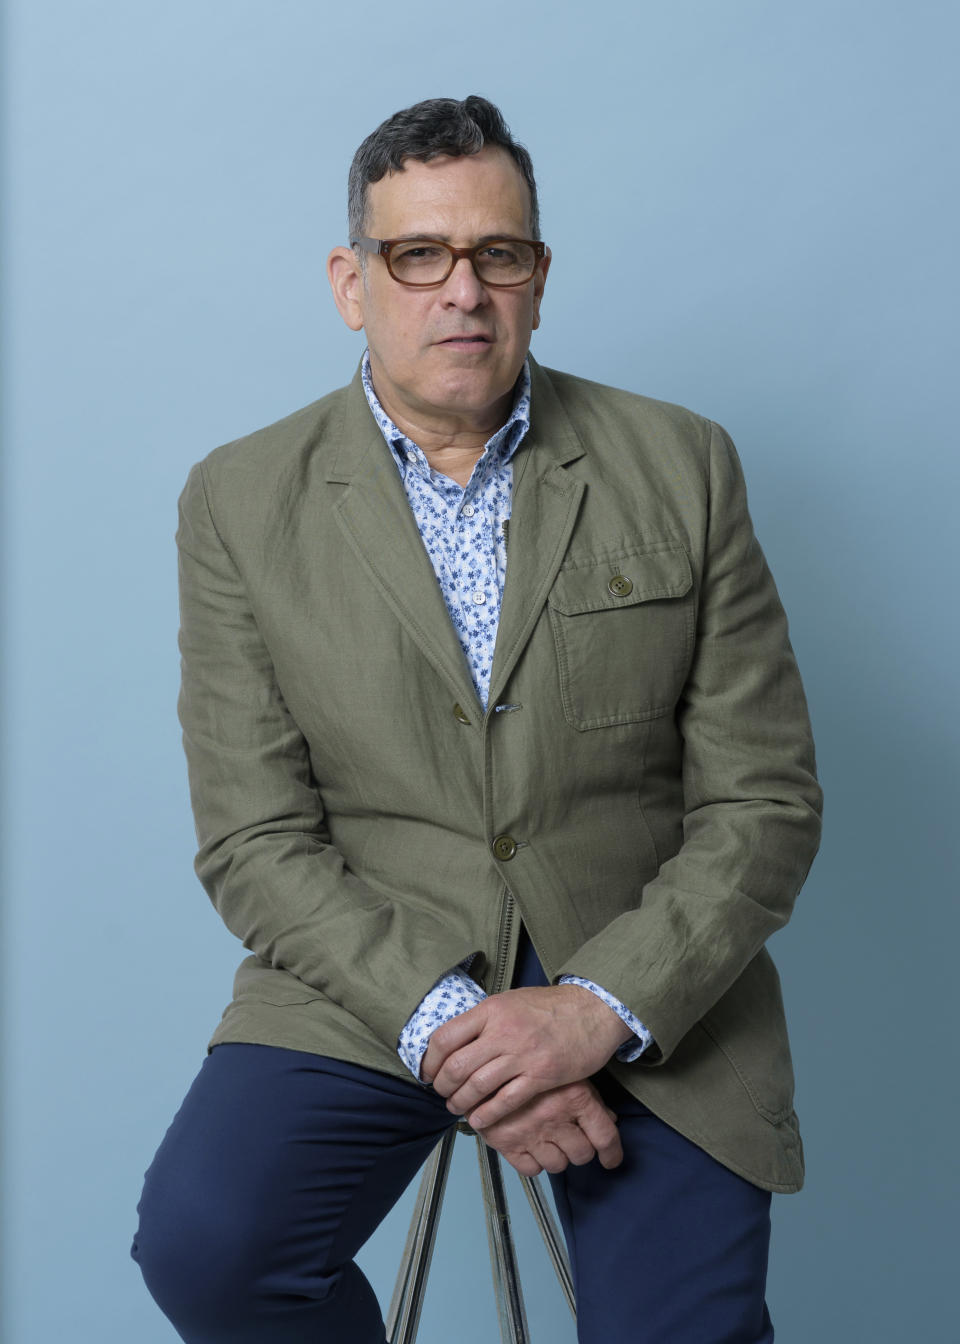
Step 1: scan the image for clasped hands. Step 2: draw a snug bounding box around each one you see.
[420,984,632,1178]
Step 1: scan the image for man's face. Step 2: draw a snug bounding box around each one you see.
[328,146,549,433]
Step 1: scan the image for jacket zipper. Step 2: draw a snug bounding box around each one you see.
[491,885,515,994]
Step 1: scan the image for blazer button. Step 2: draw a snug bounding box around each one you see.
[492,835,518,861]
[608,574,633,597]
[453,703,472,725]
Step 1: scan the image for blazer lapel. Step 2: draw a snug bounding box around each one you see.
[488,357,586,707]
[328,367,482,713]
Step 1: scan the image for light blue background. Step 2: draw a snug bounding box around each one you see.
[2,2,958,1340]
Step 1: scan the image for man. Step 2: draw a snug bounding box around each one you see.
[131,96,821,1343]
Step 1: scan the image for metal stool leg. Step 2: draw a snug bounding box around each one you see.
[385,1122,577,1344]
[518,1174,576,1316]
[474,1134,531,1344]
[385,1126,457,1344]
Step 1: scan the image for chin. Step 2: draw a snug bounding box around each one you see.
[430,367,513,412]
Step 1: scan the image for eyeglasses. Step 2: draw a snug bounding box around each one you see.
[351,236,546,288]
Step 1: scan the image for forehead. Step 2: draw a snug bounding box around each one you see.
[365,146,531,239]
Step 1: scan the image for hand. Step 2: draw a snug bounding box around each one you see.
[421,984,632,1130]
[470,1078,623,1177]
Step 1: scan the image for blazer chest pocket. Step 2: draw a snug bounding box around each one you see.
[547,543,694,730]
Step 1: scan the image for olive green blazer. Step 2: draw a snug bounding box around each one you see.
[176,355,822,1193]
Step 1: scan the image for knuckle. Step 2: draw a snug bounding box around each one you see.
[446,1056,469,1084]
[474,1064,498,1094]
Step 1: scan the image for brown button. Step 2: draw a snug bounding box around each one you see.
[608,574,634,597]
[492,835,518,861]
[453,703,472,725]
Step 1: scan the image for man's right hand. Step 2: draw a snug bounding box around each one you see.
[464,1078,622,1177]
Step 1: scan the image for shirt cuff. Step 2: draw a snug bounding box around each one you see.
[559,975,654,1062]
[397,962,487,1081]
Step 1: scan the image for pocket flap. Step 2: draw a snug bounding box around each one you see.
[548,545,692,616]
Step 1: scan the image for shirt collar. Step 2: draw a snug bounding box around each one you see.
[360,350,531,486]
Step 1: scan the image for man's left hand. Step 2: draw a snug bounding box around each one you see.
[420,985,633,1130]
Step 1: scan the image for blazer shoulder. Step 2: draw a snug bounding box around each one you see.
[538,362,716,452]
[196,381,351,495]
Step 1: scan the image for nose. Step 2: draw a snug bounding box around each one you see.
[441,255,489,308]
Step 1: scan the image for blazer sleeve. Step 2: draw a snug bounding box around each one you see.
[176,460,479,1052]
[554,421,823,1063]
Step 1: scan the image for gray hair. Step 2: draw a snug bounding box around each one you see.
[347,95,541,243]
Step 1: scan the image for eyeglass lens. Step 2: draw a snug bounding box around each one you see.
[389,240,537,285]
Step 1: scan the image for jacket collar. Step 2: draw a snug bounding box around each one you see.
[326,353,584,483]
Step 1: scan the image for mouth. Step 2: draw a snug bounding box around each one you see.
[436,334,493,348]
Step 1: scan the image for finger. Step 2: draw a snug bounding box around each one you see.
[550,1122,597,1168]
[419,1041,440,1085]
[446,1059,523,1117]
[441,1061,517,1116]
[578,1101,623,1170]
[531,1139,570,1175]
[432,1035,509,1101]
[421,1035,460,1085]
[464,1074,540,1129]
[502,1149,543,1179]
[422,1005,487,1083]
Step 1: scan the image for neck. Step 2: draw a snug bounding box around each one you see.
[369,367,517,487]
[374,388,512,456]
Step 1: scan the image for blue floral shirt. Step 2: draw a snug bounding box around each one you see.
[359,353,654,1082]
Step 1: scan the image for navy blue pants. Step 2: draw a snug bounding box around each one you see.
[131,929,774,1342]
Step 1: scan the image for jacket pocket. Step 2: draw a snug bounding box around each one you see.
[232,956,327,1007]
[547,542,694,730]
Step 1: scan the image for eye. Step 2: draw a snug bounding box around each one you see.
[394,243,446,262]
[479,245,520,264]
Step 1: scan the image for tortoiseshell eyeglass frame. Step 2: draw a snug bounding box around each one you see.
[351,236,547,287]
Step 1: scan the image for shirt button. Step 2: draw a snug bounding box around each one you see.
[461,503,476,518]
[471,591,486,605]
[492,835,518,861]
[405,450,418,463]
[608,574,634,597]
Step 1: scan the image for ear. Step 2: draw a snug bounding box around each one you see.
[531,245,551,331]
[327,246,366,332]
